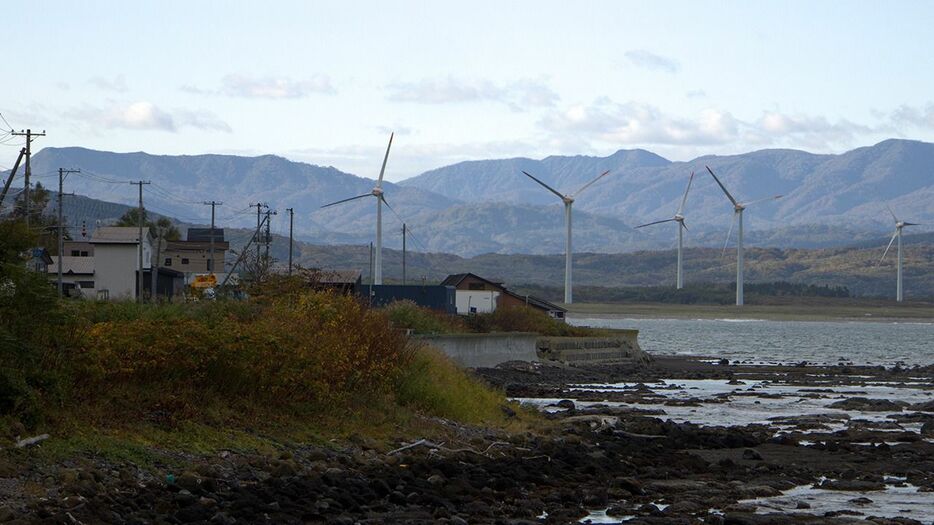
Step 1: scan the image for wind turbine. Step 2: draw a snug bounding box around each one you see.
[321,133,394,285]
[879,206,919,302]
[636,172,695,289]
[520,169,612,304]
[705,166,782,306]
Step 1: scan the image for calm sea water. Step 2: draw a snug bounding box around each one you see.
[569,316,934,367]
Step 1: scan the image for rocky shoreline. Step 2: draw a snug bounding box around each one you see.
[1,357,932,524]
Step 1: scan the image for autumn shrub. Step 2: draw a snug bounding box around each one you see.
[465,305,599,336]
[384,300,464,334]
[68,290,412,419]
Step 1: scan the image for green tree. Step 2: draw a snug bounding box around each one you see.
[115,209,181,241]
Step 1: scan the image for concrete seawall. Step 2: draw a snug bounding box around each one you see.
[416,329,647,368]
[415,333,540,368]
[536,331,649,365]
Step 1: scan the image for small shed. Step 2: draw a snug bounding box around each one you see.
[441,273,567,320]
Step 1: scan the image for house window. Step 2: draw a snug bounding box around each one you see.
[71,250,80,256]
[181,258,189,265]
[78,281,95,289]
[81,251,89,256]
[468,283,485,290]
[207,259,213,271]
[164,258,172,266]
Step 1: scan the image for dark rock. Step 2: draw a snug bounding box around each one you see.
[556,399,576,410]
[742,449,763,461]
[827,397,906,411]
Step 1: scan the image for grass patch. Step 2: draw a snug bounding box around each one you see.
[395,346,515,426]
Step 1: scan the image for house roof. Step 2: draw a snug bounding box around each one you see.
[440,273,505,289]
[441,273,566,313]
[186,228,225,242]
[501,289,567,313]
[90,226,152,244]
[48,256,95,275]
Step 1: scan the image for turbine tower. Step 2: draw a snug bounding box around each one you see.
[636,171,695,289]
[521,169,612,304]
[879,206,919,302]
[705,166,782,306]
[321,133,394,285]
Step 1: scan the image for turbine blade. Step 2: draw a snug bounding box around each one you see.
[521,170,564,200]
[886,204,898,223]
[705,165,739,207]
[572,170,611,198]
[635,218,677,229]
[722,212,737,257]
[879,230,898,263]
[376,132,394,187]
[676,171,695,216]
[743,194,783,207]
[320,193,371,208]
[380,194,395,214]
[903,222,920,226]
[681,220,688,231]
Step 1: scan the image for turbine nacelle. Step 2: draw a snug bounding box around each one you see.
[372,186,384,197]
[563,195,574,205]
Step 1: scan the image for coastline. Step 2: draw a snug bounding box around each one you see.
[565,302,934,323]
[4,355,931,524]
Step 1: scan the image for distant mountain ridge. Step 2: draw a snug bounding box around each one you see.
[6,139,932,256]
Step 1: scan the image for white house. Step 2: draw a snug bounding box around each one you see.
[47,256,95,298]
[89,226,153,300]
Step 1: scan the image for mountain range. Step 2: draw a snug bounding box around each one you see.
[6,139,933,257]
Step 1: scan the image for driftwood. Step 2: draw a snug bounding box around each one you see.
[388,439,514,458]
[613,430,666,439]
[15,434,50,448]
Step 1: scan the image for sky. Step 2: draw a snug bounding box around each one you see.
[4,0,934,182]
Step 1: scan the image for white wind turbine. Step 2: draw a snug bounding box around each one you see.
[521,169,612,304]
[636,171,695,289]
[879,206,920,303]
[321,133,394,285]
[705,166,782,306]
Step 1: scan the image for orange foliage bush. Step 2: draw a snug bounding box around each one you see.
[71,291,412,409]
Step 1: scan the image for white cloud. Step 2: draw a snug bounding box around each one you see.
[65,101,231,132]
[385,77,558,111]
[89,75,128,93]
[181,74,336,98]
[890,104,934,129]
[624,50,680,74]
[220,74,335,98]
[541,100,741,146]
[540,99,885,152]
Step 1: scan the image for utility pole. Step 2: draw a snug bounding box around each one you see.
[56,168,79,297]
[286,207,294,276]
[11,129,46,227]
[250,203,268,262]
[131,181,151,303]
[402,223,407,286]
[202,201,223,274]
[263,209,277,262]
[0,147,25,209]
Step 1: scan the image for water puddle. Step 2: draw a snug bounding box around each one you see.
[742,482,934,521]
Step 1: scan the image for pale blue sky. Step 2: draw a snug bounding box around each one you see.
[4,1,934,180]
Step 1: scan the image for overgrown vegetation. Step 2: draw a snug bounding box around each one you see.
[385,300,465,334]
[0,222,522,451]
[385,299,606,337]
